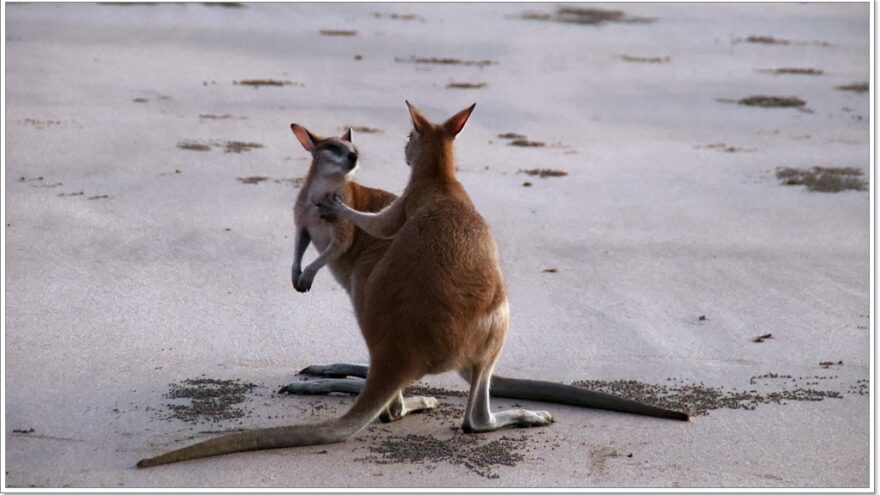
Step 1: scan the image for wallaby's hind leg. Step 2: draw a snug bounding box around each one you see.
[299,363,369,379]
[461,367,553,434]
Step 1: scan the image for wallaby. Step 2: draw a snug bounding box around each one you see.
[289,124,383,293]
[136,106,687,469]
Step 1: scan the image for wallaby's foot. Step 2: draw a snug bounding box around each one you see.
[379,393,440,423]
[462,409,553,433]
[294,269,316,293]
[278,378,364,395]
[298,363,370,379]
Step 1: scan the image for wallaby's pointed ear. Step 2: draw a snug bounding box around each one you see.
[405,100,431,134]
[290,123,318,152]
[443,103,476,137]
[340,128,352,142]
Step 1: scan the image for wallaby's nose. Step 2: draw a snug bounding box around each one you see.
[347,152,358,165]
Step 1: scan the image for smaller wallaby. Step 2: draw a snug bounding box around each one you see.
[289,125,362,293]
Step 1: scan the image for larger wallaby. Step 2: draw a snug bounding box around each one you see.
[136,105,687,469]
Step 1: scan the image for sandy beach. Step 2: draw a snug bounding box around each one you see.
[3,2,871,488]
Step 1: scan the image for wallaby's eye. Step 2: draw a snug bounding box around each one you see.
[324,144,343,155]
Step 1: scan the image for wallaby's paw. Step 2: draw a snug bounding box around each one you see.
[316,192,343,222]
[291,268,302,289]
[527,410,554,426]
[423,396,440,410]
[295,272,314,292]
[535,411,553,426]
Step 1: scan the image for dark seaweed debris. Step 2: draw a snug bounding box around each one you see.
[776,166,866,192]
[738,96,806,108]
[522,7,655,25]
[359,433,527,478]
[234,79,300,88]
[757,67,823,75]
[446,82,487,89]
[836,82,869,93]
[519,168,567,178]
[571,376,844,416]
[163,378,257,423]
[395,56,495,67]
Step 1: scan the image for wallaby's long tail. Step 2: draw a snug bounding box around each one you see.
[490,376,690,421]
[136,422,349,468]
[137,363,409,468]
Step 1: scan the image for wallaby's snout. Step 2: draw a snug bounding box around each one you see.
[346,151,358,169]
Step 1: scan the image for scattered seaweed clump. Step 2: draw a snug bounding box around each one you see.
[234,79,299,88]
[757,67,823,75]
[738,96,806,108]
[509,139,545,147]
[237,176,304,187]
[497,132,527,140]
[744,35,790,45]
[739,35,831,47]
[519,168,568,178]
[571,376,844,416]
[372,12,422,21]
[177,140,263,154]
[395,56,495,67]
[320,30,357,36]
[836,82,868,93]
[223,141,263,153]
[177,141,212,152]
[522,7,655,25]
[199,114,247,121]
[622,55,670,64]
[696,143,750,153]
[776,166,866,192]
[404,384,467,398]
[359,433,527,478]
[446,82,487,89]
[163,378,257,424]
[342,126,383,134]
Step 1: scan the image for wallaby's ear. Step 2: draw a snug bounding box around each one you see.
[340,128,352,142]
[405,100,431,134]
[442,103,476,137]
[290,123,318,152]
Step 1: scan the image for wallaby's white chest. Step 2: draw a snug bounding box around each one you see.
[298,175,343,251]
[301,206,334,251]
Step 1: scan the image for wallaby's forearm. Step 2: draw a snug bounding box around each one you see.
[292,229,311,275]
[302,237,343,276]
[336,201,405,239]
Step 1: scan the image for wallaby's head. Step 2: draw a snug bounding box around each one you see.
[404,101,476,174]
[290,124,359,178]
